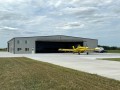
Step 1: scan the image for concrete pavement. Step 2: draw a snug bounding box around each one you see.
[25,53,120,80]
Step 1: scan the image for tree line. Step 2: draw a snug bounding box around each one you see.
[98,45,120,50]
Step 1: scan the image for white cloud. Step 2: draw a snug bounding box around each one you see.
[0,26,18,30]
[70,0,113,6]
[56,22,85,30]
[0,10,27,20]
[48,0,62,8]
[25,16,47,25]
[0,0,18,3]
[62,7,97,15]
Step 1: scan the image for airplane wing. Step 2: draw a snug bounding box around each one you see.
[58,48,74,52]
[85,48,95,52]
[87,48,94,51]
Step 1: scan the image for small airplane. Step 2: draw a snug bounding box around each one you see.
[94,47,105,53]
[58,45,94,55]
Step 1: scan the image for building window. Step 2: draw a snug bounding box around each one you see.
[17,40,20,44]
[17,48,22,51]
[25,48,29,51]
[25,40,27,44]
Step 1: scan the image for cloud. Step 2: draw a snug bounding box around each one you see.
[56,22,85,30]
[62,7,97,16]
[70,0,113,6]
[24,31,38,34]
[0,10,27,20]
[0,0,19,3]
[47,0,62,8]
[25,16,47,25]
[0,26,18,30]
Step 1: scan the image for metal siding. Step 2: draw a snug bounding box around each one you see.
[15,38,35,54]
[83,39,98,48]
[8,39,15,53]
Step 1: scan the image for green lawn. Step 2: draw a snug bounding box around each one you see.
[99,58,120,62]
[0,57,120,90]
[107,50,120,53]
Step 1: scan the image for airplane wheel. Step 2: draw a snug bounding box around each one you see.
[86,52,89,55]
[78,52,80,55]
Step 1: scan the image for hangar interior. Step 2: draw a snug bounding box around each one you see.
[35,41,83,53]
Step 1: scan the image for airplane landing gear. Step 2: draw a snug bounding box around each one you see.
[86,52,89,55]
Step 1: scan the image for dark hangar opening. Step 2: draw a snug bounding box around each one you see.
[35,41,83,53]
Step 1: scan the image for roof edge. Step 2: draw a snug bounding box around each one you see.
[9,35,97,40]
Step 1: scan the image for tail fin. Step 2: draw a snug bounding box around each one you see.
[72,46,75,49]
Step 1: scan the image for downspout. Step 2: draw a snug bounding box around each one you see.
[14,38,15,54]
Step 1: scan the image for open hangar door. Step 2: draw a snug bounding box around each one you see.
[35,41,83,53]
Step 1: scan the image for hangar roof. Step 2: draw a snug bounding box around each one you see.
[8,35,97,42]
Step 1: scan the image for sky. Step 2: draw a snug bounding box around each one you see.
[0,0,120,48]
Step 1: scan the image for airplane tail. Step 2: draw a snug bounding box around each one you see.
[72,46,75,49]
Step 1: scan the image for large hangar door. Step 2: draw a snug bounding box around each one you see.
[35,41,83,53]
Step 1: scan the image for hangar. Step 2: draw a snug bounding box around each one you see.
[7,35,98,54]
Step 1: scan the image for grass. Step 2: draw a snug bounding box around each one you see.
[0,57,120,90]
[107,50,120,53]
[98,58,120,62]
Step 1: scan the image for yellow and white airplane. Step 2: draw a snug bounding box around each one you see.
[58,45,94,55]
